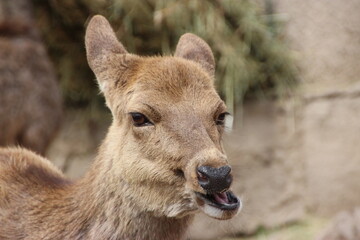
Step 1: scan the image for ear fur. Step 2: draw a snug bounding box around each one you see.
[174,33,215,78]
[85,15,127,69]
[85,15,134,93]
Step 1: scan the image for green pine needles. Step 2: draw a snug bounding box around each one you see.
[34,0,297,112]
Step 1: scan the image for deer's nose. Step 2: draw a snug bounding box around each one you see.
[197,165,232,193]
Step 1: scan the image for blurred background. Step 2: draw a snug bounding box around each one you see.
[1,0,360,239]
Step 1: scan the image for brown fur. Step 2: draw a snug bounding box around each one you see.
[0,0,62,155]
[0,15,239,240]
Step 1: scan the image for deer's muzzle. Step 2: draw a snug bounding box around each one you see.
[193,165,241,220]
[197,165,232,193]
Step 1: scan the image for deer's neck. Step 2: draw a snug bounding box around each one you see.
[65,145,192,240]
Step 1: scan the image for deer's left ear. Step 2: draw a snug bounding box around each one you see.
[174,33,215,78]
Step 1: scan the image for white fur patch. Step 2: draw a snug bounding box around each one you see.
[224,114,234,133]
[165,203,187,217]
[98,81,108,93]
[165,201,198,218]
[239,198,243,211]
[202,204,225,219]
[200,197,242,219]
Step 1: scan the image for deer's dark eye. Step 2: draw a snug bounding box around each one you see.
[216,112,229,125]
[129,112,153,127]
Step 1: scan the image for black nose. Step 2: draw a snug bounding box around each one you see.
[197,165,232,193]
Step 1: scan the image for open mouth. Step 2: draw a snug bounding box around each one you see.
[195,190,240,211]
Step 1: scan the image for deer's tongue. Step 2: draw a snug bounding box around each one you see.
[196,190,239,211]
[213,192,229,204]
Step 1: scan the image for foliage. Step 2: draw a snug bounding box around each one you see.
[33,0,297,112]
[234,216,328,240]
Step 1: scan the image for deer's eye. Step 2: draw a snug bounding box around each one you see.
[129,112,153,127]
[216,112,229,125]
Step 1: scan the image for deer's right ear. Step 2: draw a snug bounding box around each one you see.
[85,15,131,93]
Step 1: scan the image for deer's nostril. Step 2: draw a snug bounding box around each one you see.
[197,170,209,183]
[196,165,232,193]
[225,174,233,188]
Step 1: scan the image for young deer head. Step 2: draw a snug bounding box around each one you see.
[85,15,241,221]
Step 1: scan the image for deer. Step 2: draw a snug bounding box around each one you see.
[0,0,62,156]
[0,15,241,240]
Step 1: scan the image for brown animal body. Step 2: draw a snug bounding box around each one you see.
[0,15,241,240]
[0,0,62,155]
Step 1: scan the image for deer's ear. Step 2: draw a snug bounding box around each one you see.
[174,33,215,78]
[85,15,127,69]
[85,15,133,93]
